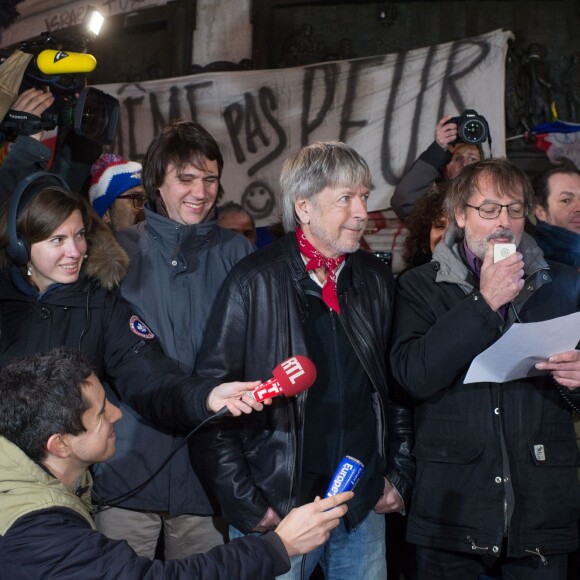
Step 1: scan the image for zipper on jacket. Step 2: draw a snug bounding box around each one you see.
[466,535,489,552]
[337,299,387,459]
[524,548,548,566]
[285,403,297,517]
[497,385,509,536]
[132,340,147,354]
[329,309,338,332]
[328,308,346,479]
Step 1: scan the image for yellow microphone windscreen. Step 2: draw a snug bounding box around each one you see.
[36,50,97,75]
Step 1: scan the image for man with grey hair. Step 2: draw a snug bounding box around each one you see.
[390,157,580,579]
[192,141,414,579]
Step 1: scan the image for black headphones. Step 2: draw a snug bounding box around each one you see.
[7,171,70,266]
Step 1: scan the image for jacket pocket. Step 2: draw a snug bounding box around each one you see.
[415,436,484,463]
[527,438,579,467]
[412,437,487,528]
[523,438,580,530]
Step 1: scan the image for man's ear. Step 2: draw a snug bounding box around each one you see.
[295,198,310,225]
[454,206,466,229]
[102,209,111,224]
[46,433,71,459]
[534,204,548,222]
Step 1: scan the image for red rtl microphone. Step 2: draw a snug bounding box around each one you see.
[248,355,317,402]
[214,356,317,418]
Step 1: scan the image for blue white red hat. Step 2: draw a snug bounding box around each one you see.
[89,153,142,217]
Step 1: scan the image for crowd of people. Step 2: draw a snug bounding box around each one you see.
[0,83,578,580]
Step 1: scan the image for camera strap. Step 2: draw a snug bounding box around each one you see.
[0,109,45,140]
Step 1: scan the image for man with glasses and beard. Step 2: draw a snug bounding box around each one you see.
[390,158,580,579]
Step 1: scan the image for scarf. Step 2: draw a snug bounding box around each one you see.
[296,228,345,313]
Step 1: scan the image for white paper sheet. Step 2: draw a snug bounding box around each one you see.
[464,311,580,384]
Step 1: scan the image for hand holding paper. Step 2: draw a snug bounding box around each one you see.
[535,350,580,389]
[464,312,580,384]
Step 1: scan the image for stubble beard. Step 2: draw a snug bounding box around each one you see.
[464,226,518,261]
[309,220,366,256]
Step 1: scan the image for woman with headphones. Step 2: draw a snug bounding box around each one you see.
[0,173,263,431]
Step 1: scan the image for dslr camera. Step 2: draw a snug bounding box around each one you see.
[447,109,489,145]
[0,12,119,145]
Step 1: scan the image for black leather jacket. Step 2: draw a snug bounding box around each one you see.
[193,234,415,533]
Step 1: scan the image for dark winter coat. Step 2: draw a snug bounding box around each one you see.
[192,233,415,533]
[0,217,216,436]
[0,437,290,579]
[92,208,254,515]
[390,226,580,559]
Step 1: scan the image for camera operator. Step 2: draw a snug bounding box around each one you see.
[0,34,116,195]
[0,87,55,202]
[391,114,483,222]
[0,84,104,198]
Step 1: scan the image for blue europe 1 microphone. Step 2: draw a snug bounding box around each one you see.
[324,456,364,498]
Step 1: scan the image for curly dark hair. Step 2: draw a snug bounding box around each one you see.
[403,184,448,268]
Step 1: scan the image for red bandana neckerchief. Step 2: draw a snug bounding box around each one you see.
[296,228,345,314]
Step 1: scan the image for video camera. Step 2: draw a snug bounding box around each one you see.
[447,109,490,145]
[0,8,119,145]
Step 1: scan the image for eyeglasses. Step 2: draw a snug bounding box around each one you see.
[117,194,146,210]
[465,202,528,220]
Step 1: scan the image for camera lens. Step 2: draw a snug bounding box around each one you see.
[73,87,119,144]
[79,90,108,141]
[44,93,107,140]
[460,119,486,144]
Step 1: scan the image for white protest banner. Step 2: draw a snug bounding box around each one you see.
[96,28,513,226]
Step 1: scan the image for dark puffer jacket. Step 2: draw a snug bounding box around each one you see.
[0,215,216,435]
[92,208,254,515]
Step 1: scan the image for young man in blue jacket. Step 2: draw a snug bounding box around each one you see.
[92,121,256,559]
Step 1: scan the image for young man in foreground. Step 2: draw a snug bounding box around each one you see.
[0,347,352,579]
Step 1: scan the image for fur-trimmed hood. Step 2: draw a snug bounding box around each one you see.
[83,215,129,290]
[0,213,129,291]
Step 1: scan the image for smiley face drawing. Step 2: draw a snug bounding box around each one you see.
[241,181,276,220]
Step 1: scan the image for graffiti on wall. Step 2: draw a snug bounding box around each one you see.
[94,29,512,225]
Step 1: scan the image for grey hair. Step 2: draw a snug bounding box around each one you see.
[279,142,372,232]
